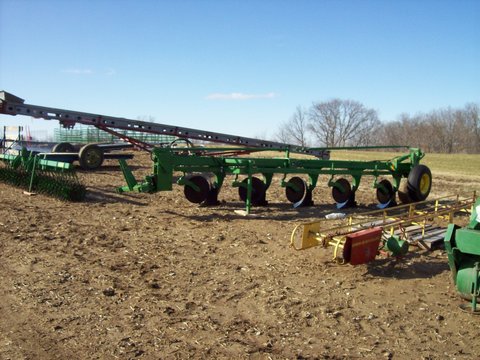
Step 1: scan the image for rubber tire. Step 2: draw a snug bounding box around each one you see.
[184,175,210,204]
[407,165,432,202]
[332,178,352,204]
[397,180,412,204]
[52,142,75,153]
[78,144,104,170]
[285,176,307,203]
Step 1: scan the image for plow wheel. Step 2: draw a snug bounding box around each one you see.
[332,178,352,204]
[52,142,75,153]
[285,176,307,203]
[376,179,396,208]
[238,176,266,206]
[79,144,104,170]
[407,165,432,202]
[184,175,211,204]
[397,180,412,204]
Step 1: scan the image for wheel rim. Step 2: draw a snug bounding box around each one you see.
[419,173,431,195]
[85,149,102,167]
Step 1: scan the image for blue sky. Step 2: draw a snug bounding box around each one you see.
[1,0,479,140]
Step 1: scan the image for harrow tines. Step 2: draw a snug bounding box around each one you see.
[0,154,86,201]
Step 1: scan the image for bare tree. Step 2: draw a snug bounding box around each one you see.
[464,103,480,153]
[275,106,310,146]
[375,103,480,153]
[308,99,380,147]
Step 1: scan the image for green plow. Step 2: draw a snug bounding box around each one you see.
[117,145,431,214]
[0,148,86,201]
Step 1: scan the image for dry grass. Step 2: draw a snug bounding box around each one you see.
[332,150,480,177]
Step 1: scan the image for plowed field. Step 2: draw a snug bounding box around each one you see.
[1,151,479,359]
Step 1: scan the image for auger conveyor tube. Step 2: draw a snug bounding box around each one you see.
[0,90,329,158]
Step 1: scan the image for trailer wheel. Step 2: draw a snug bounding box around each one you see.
[407,164,432,202]
[238,177,266,205]
[79,144,104,170]
[376,179,395,205]
[332,178,352,204]
[184,175,210,204]
[285,176,307,203]
[52,142,75,153]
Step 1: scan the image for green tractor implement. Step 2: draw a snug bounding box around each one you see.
[0,147,86,201]
[116,145,432,214]
[444,197,480,313]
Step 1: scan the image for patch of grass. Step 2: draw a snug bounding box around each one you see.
[332,150,480,177]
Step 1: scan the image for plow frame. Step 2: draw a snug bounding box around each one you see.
[117,146,425,213]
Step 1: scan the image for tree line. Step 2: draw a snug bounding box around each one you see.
[275,100,480,153]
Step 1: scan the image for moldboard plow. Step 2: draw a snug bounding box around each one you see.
[291,193,477,265]
[117,145,431,214]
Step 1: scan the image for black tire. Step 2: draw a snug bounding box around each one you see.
[332,178,352,204]
[52,142,75,153]
[238,177,266,205]
[376,179,395,205]
[407,165,432,202]
[184,175,211,204]
[285,176,307,203]
[397,180,412,204]
[78,144,104,170]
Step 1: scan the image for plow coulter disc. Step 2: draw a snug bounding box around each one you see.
[332,178,352,204]
[285,176,307,203]
[238,177,267,206]
[376,179,396,208]
[183,175,211,204]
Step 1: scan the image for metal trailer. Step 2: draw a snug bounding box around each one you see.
[6,140,135,170]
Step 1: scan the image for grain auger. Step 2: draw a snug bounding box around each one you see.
[0,147,86,201]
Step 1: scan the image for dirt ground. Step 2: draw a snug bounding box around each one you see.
[0,151,479,359]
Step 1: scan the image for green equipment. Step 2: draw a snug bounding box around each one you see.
[0,90,432,210]
[117,145,432,214]
[0,148,86,201]
[444,198,480,312]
